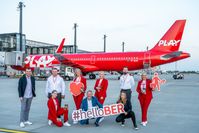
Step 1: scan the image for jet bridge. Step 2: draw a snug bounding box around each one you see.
[1,51,25,66]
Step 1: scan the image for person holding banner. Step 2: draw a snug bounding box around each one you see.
[80,90,103,127]
[47,90,71,127]
[116,91,138,130]
[120,67,135,104]
[94,71,108,105]
[136,72,153,126]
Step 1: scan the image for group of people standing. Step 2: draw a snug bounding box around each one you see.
[18,66,154,130]
[118,67,154,129]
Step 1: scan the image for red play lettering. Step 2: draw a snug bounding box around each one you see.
[104,106,111,115]
[111,104,117,114]
[117,103,125,113]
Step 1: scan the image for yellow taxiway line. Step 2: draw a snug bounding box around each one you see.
[0,128,29,133]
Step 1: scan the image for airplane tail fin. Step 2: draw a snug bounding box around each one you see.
[55,38,65,53]
[150,20,186,52]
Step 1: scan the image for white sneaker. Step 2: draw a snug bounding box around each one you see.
[24,121,32,125]
[73,121,78,124]
[142,122,147,126]
[121,124,125,127]
[48,120,52,126]
[98,117,104,123]
[20,122,25,128]
[64,121,71,127]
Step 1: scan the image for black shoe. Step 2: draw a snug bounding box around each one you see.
[95,122,99,127]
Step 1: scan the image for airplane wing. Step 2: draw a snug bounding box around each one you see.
[54,53,82,68]
[160,51,183,60]
[54,53,99,72]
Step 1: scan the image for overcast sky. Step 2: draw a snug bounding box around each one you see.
[1,0,198,71]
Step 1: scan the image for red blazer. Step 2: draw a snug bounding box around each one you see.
[74,76,87,92]
[136,79,153,100]
[47,98,61,122]
[94,78,108,98]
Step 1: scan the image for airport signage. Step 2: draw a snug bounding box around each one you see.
[72,103,125,121]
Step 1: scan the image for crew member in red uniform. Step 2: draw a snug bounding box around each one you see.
[94,71,108,105]
[72,68,87,124]
[47,90,71,127]
[136,72,153,126]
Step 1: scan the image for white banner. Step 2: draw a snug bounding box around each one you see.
[72,103,125,121]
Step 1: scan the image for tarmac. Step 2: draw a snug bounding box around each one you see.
[0,74,199,133]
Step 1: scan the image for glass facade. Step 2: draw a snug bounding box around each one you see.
[0,33,88,55]
[0,33,26,52]
[26,39,74,55]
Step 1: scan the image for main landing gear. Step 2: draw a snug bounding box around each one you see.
[89,73,96,79]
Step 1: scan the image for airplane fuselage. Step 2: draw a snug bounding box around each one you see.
[17,50,189,72]
[10,20,190,73]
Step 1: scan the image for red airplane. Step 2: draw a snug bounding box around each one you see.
[11,20,190,79]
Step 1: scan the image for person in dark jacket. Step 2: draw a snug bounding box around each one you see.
[116,91,138,130]
[80,90,103,127]
[18,68,36,128]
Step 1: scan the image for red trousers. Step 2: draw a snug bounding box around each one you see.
[73,93,84,110]
[52,108,68,127]
[95,94,106,105]
[139,97,152,122]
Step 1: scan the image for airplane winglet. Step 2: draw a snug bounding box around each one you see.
[55,38,65,53]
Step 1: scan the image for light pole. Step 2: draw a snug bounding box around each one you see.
[122,42,125,52]
[73,23,78,53]
[146,46,149,51]
[18,1,25,51]
[103,34,107,52]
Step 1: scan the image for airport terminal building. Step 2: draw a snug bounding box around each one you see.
[0,33,89,76]
[0,33,89,55]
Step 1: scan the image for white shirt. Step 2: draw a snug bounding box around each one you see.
[24,76,33,98]
[75,77,81,83]
[120,74,135,90]
[45,75,65,96]
[141,80,146,94]
[87,99,92,110]
[98,79,103,87]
